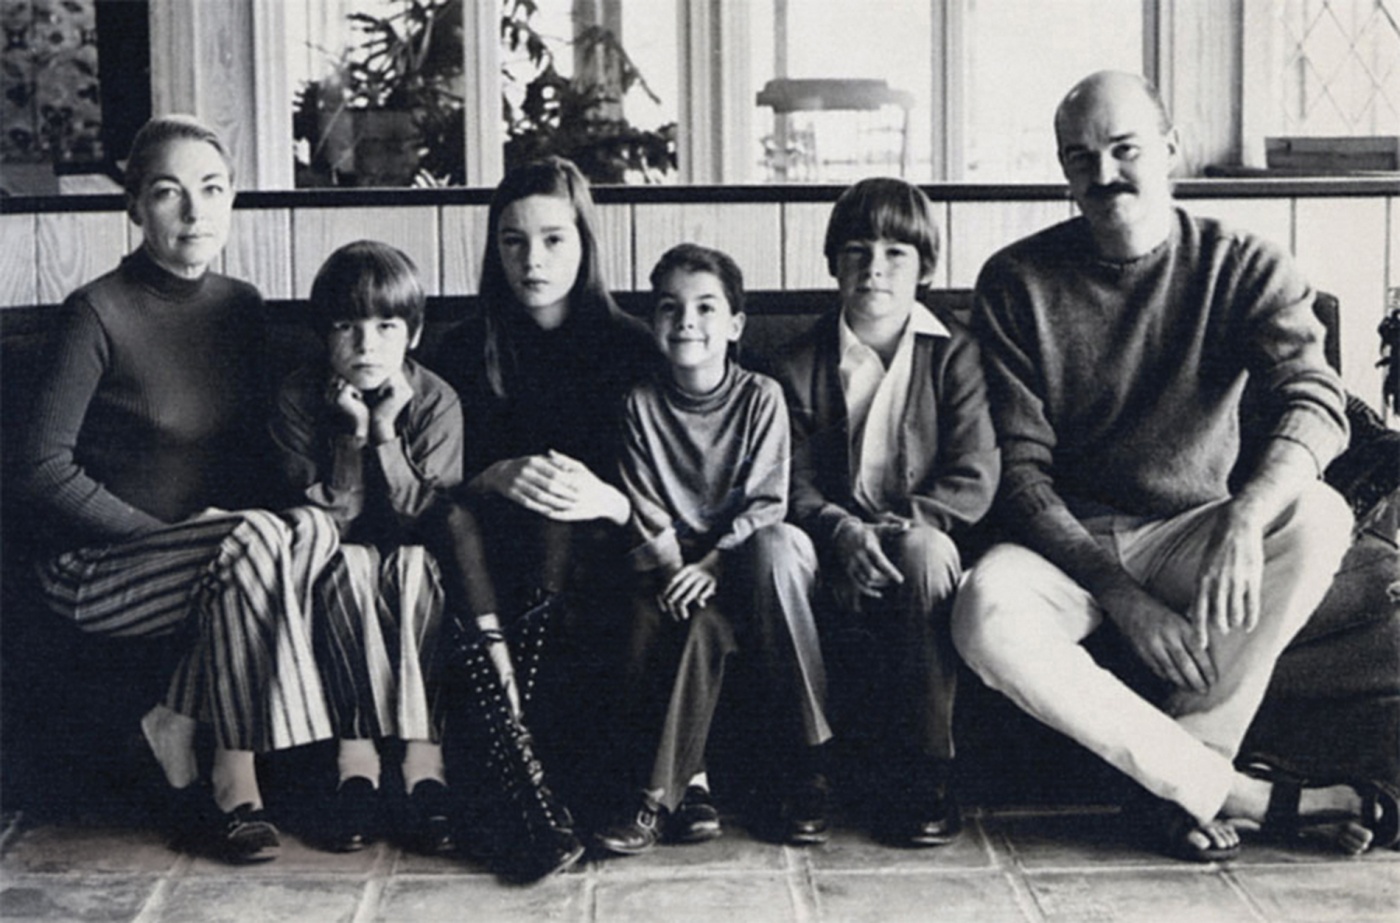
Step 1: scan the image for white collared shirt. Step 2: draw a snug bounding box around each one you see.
[837,305,950,517]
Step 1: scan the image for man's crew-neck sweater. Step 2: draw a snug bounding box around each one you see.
[974,208,1349,523]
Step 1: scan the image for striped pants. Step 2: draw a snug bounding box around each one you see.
[37,507,340,753]
[313,544,445,743]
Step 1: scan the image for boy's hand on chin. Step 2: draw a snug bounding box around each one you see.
[369,368,415,443]
[327,376,370,440]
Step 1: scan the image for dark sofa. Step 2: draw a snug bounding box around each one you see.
[2,289,1396,819]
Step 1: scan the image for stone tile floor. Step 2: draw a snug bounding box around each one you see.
[2,806,1397,922]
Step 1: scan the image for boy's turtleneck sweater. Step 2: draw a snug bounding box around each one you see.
[19,247,266,551]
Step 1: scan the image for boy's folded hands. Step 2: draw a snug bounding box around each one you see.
[831,518,904,611]
[658,551,722,622]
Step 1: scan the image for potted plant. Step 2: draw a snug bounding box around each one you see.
[294,0,465,186]
[501,1,676,183]
[293,0,675,187]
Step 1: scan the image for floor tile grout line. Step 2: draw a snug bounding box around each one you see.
[351,878,387,923]
[1219,866,1280,923]
[128,874,177,923]
[347,841,397,923]
[0,812,23,855]
[582,865,599,923]
[128,852,191,923]
[787,845,820,923]
[975,815,1008,870]
[1002,866,1049,923]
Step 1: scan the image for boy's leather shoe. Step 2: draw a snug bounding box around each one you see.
[670,785,722,843]
[781,772,831,845]
[327,777,380,852]
[901,789,963,846]
[882,776,963,847]
[595,794,663,855]
[404,779,457,855]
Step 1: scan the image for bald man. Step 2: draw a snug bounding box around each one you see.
[952,72,1385,860]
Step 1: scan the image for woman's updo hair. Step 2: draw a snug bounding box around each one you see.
[123,114,235,199]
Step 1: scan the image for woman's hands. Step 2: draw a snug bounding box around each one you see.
[475,449,629,525]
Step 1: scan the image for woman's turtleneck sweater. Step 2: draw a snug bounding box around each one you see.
[19,247,266,551]
[619,363,791,572]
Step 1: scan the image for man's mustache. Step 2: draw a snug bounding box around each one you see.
[1087,182,1137,199]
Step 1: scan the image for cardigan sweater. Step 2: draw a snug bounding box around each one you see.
[19,248,267,552]
[974,208,1349,524]
[620,364,790,572]
[772,303,1001,551]
[269,358,464,544]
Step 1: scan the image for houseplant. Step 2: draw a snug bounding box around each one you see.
[293,0,674,187]
[294,0,465,186]
[501,0,676,183]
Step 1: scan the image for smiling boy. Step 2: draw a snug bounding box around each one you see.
[773,178,1000,846]
[598,244,832,854]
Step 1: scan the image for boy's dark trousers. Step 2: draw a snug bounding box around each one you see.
[619,523,831,812]
[823,522,962,764]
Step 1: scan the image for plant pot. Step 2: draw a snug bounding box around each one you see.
[350,109,422,187]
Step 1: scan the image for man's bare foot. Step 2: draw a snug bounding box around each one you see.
[1130,796,1242,862]
[1288,783,1380,855]
[1230,764,1398,855]
[141,705,198,789]
[1185,816,1242,854]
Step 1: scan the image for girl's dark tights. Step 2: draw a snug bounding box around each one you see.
[431,497,573,626]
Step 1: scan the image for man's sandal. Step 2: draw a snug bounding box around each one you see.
[1257,768,1400,854]
[1128,796,1241,863]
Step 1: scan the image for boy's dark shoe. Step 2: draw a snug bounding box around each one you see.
[327,776,381,852]
[403,779,457,855]
[880,769,963,847]
[781,772,832,845]
[595,793,663,855]
[670,785,722,844]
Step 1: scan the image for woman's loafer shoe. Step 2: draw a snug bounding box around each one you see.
[172,784,280,864]
[218,804,281,863]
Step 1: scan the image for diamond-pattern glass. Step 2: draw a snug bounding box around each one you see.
[1270,0,1400,135]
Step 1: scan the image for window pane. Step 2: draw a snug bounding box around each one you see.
[760,0,934,182]
[963,0,1143,181]
[1259,0,1400,137]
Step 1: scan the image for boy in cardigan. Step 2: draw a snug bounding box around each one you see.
[597,244,832,854]
[773,178,1000,846]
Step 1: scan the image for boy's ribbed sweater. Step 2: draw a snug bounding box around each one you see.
[19,247,266,550]
[974,208,1349,523]
[620,364,790,573]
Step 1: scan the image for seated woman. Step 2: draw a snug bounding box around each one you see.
[17,115,342,863]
